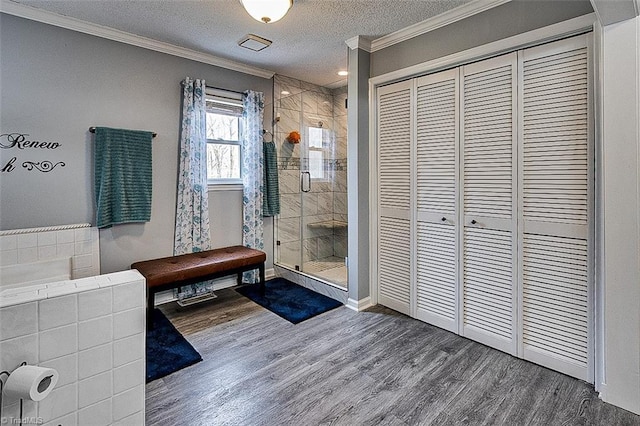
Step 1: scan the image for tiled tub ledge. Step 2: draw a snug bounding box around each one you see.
[0,270,146,426]
[0,270,143,308]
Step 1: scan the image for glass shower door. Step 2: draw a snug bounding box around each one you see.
[273,79,348,289]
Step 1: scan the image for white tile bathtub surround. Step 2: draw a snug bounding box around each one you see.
[78,315,113,350]
[39,323,78,362]
[38,382,78,422]
[113,308,145,340]
[2,400,38,424]
[43,412,77,426]
[112,385,144,421]
[113,281,145,312]
[78,287,112,320]
[78,343,112,379]
[0,270,145,426]
[0,302,38,340]
[78,371,112,408]
[39,294,77,330]
[0,224,100,282]
[112,410,144,426]
[113,359,144,394]
[41,353,78,387]
[78,398,112,426]
[113,333,144,367]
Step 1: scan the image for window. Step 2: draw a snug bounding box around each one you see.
[205,88,243,184]
[308,126,326,180]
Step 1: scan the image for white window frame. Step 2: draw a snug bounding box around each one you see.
[306,125,330,182]
[206,88,244,190]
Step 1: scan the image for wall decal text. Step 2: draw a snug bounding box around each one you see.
[0,133,65,173]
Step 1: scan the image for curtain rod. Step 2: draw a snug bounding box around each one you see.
[89,127,157,138]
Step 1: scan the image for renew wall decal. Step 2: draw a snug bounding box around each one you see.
[0,132,65,173]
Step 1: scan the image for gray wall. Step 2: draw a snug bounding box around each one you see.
[371,0,594,78]
[0,14,273,273]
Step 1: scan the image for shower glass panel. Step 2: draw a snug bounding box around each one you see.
[273,75,348,289]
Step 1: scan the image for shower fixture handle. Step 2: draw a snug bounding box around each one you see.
[301,171,311,193]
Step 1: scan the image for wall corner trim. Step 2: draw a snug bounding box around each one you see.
[370,0,512,52]
[346,36,372,52]
[346,296,373,312]
[0,0,275,80]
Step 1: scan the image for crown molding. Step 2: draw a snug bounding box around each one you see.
[345,35,372,51]
[0,0,275,80]
[370,0,512,52]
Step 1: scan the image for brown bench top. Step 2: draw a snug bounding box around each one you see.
[131,245,266,288]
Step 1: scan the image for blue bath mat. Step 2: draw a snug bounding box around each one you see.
[146,309,202,383]
[236,277,343,324]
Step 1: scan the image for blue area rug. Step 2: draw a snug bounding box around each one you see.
[146,309,202,383]
[236,277,343,324]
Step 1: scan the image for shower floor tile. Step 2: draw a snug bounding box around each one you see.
[303,257,347,288]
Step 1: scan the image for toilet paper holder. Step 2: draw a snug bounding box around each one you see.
[0,361,59,423]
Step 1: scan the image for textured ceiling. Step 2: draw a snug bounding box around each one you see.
[12,0,473,87]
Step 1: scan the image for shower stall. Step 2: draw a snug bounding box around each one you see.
[272,75,348,289]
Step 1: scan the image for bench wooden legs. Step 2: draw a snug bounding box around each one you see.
[259,264,265,296]
[147,289,155,331]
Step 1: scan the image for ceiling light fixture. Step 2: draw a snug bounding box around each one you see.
[241,0,293,24]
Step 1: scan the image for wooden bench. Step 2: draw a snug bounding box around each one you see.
[131,245,266,329]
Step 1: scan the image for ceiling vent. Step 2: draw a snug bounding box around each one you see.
[238,34,272,52]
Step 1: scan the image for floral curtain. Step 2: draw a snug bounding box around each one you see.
[174,77,213,298]
[242,90,265,283]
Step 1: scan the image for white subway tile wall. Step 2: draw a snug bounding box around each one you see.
[0,271,145,425]
[0,225,100,282]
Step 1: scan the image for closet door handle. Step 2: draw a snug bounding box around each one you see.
[441,217,447,222]
[301,171,311,193]
[471,219,477,225]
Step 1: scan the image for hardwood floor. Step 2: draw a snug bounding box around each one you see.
[146,288,639,425]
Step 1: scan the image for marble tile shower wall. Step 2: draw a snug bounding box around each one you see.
[274,76,348,267]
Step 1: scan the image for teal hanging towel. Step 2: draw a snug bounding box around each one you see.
[262,141,280,217]
[94,127,153,228]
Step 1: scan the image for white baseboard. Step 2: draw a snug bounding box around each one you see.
[346,296,373,312]
[266,268,275,279]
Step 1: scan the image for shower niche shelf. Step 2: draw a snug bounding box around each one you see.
[306,220,348,230]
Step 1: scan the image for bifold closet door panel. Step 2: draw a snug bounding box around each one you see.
[518,35,592,381]
[414,69,459,332]
[377,81,413,316]
[461,53,518,354]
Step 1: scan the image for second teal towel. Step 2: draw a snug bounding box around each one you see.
[94,127,153,228]
[263,141,280,216]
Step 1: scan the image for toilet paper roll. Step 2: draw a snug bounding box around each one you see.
[3,365,59,402]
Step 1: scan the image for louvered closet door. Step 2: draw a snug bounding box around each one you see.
[414,69,459,332]
[518,35,592,381]
[377,81,413,316]
[461,53,518,354]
